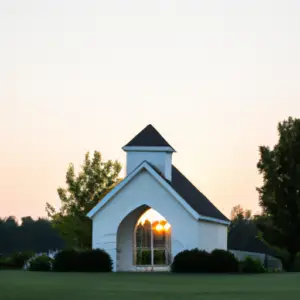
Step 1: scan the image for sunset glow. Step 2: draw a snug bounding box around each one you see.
[137,208,171,231]
[1,1,299,221]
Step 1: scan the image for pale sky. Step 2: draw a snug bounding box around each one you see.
[1,0,300,220]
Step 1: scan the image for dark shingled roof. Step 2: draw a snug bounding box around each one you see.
[148,163,229,222]
[228,222,278,257]
[124,124,175,151]
[170,165,229,222]
[124,125,228,222]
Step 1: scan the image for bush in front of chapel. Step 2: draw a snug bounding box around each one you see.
[53,249,112,272]
[171,248,239,273]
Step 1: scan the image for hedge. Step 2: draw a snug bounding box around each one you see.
[240,256,266,273]
[53,249,112,272]
[210,249,239,273]
[171,249,239,273]
[52,250,79,272]
[0,252,34,270]
[29,255,53,271]
[171,249,211,273]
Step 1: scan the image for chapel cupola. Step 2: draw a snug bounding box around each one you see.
[122,125,175,181]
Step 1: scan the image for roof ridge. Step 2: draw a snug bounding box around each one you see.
[123,124,175,151]
[171,165,229,222]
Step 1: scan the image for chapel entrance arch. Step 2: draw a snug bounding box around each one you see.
[116,205,172,272]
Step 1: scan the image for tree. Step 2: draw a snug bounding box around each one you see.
[257,117,300,269]
[0,216,64,255]
[46,151,122,249]
[230,205,252,229]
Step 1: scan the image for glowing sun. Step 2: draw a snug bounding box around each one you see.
[137,208,171,231]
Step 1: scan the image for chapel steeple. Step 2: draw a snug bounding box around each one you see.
[122,125,175,180]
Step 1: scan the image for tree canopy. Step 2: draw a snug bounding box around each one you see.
[46,151,122,249]
[257,117,300,268]
[230,204,252,229]
[0,216,64,255]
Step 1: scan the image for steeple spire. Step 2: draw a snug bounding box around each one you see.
[123,124,175,151]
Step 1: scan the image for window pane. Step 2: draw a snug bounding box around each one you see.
[136,223,151,248]
[154,249,166,265]
[136,249,151,265]
[153,231,166,248]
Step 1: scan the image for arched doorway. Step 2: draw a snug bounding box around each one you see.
[116,206,172,271]
[135,209,171,267]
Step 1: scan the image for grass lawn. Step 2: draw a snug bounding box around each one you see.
[1,271,300,300]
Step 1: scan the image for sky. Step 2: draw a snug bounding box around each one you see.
[1,0,300,220]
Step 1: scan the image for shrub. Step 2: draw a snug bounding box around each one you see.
[77,249,112,272]
[52,250,79,272]
[53,249,112,272]
[172,249,241,273]
[240,256,266,273]
[0,256,15,270]
[10,251,34,269]
[171,249,210,273]
[210,249,239,273]
[29,255,52,271]
[0,252,34,270]
[290,253,300,272]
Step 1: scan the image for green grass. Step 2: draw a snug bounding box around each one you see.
[1,271,300,300]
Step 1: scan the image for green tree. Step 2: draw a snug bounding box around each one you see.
[46,151,121,249]
[257,117,300,269]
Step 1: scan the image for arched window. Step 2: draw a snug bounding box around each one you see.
[135,209,171,266]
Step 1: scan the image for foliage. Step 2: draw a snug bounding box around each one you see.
[230,205,252,225]
[46,151,122,249]
[240,256,266,273]
[0,256,16,270]
[210,249,239,273]
[52,250,79,272]
[290,253,300,272]
[29,255,53,271]
[229,205,252,231]
[10,251,34,269]
[257,117,300,269]
[171,249,210,273]
[0,216,64,255]
[53,249,112,272]
[0,251,34,270]
[77,249,112,272]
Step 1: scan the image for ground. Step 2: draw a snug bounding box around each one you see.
[0,271,300,300]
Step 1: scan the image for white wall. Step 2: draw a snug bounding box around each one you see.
[116,205,147,271]
[198,221,228,252]
[92,169,228,271]
[126,151,172,180]
[92,169,199,271]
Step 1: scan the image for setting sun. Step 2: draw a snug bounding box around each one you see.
[155,224,164,232]
[137,209,171,231]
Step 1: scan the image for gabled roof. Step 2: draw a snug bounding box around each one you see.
[123,124,175,151]
[228,222,278,257]
[87,161,229,225]
[170,166,229,222]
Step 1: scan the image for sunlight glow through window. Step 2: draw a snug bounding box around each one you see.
[137,208,170,230]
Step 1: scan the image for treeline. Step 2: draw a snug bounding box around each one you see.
[0,216,64,255]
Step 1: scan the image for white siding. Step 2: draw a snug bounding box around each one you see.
[92,170,199,271]
[126,151,172,180]
[92,169,228,271]
[198,221,228,252]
